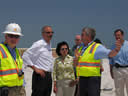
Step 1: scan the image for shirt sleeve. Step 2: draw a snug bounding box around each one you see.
[94,45,111,60]
[22,42,41,67]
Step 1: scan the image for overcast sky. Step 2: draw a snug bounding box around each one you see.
[0,0,128,48]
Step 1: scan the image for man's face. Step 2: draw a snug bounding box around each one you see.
[114,31,124,41]
[5,34,20,48]
[60,45,68,57]
[81,31,89,46]
[42,27,53,43]
[75,35,81,45]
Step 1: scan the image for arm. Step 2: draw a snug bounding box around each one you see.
[100,60,104,72]
[53,59,58,93]
[108,39,121,58]
[22,41,45,77]
[73,48,82,66]
[109,64,114,79]
[29,65,45,77]
[95,40,121,60]
[53,81,58,93]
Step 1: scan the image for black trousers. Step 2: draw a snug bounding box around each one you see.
[79,76,101,96]
[31,71,52,96]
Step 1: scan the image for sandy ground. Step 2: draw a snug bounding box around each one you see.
[24,59,126,96]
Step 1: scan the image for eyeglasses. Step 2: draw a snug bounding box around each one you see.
[61,48,68,51]
[44,32,54,34]
[75,39,81,41]
[7,34,20,39]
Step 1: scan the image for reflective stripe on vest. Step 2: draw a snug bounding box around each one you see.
[79,62,100,67]
[0,69,22,76]
[0,45,7,58]
[0,69,17,76]
[89,43,97,53]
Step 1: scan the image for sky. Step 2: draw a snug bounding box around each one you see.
[0,0,128,48]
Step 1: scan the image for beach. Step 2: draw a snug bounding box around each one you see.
[24,58,123,96]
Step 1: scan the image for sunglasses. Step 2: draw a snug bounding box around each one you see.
[75,39,80,41]
[44,32,54,34]
[61,48,68,51]
[7,34,20,39]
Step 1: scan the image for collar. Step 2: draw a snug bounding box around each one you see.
[42,38,51,47]
[87,41,94,47]
[2,41,16,50]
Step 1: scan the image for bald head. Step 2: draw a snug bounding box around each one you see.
[75,35,81,46]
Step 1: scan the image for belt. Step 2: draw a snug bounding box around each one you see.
[45,71,51,74]
[114,63,128,68]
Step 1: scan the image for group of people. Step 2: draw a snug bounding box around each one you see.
[0,22,128,96]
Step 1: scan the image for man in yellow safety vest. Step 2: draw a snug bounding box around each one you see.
[74,27,121,96]
[0,23,26,96]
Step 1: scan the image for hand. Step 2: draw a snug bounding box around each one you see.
[115,39,121,52]
[101,67,104,72]
[33,67,45,77]
[53,85,58,93]
[74,48,82,58]
[69,80,78,87]
[100,65,104,72]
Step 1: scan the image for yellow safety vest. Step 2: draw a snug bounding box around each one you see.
[0,44,23,87]
[76,42,101,77]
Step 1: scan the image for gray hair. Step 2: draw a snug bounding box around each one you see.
[41,25,52,33]
[82,27,96,40]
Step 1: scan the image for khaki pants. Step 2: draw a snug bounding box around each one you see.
[56,79,76,96]
[8,86,26,96]
[113,67,128,96]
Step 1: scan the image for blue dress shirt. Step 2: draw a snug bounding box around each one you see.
[109,40,128,66]
[6,44,16,60]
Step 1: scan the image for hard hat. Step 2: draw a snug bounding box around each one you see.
[3,23,23,36]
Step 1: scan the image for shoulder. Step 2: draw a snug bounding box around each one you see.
[66,55,73,62]
[96,44,111,54]
[31,39,46,49]
[67,55,73,59]
[122,40,128,48]
[124,40,128,45]
[54,57,61,63]
[34,39,46,46]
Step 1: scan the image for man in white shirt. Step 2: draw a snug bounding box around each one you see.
[22,26,54,96]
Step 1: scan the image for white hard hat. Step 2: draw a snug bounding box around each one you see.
[3,23,23,36]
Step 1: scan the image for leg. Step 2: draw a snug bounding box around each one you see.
[45,73,52,96]
[124,68,128,96]
[62,79,76,96]
[113,68,125,96]
[79,77,88,96]
[88,77,101,96]
[56,80,63,96]
[8,86,26,96]
[31,71,52,96]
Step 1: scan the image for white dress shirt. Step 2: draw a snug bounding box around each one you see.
[22,38,54,72]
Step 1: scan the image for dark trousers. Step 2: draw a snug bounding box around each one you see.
[79,76,101,96]
[31,71,52,96]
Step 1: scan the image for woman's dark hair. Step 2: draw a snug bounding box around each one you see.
[56,41,70,56]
